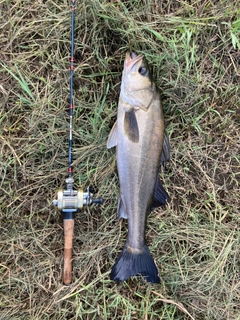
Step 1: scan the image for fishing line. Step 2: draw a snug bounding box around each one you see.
[68,0,75,179]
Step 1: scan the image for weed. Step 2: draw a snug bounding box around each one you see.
[0,0,239,319]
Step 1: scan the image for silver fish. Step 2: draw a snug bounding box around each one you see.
[107,52,170,283]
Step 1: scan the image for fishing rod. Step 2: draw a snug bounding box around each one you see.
[52,0,103,285]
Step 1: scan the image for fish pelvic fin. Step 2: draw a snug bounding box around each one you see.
[124,108,139,143]
[152,176,169,209]
[110,244,160,283]
[160,130,170,164]
[107,121,118,149]
[117,196,128,220]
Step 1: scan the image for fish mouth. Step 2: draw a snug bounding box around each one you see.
[125,52,144,69]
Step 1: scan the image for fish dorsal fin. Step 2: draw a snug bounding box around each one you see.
[160,130,170,164]
[107,121,118,149]
[124,108,139,143]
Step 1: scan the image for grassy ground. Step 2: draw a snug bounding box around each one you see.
[1,0,239,319]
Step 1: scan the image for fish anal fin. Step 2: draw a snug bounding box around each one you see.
[107,121,118,149]
[117,196,128,220]
[124,109,139,143]
[152,176,169,209]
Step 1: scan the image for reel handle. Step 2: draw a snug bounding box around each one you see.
[91,197,104,204]
[63,218,74,285]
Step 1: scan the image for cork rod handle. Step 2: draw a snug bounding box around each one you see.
[63,219,74,285]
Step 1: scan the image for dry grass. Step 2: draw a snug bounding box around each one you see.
[0,0,239,319]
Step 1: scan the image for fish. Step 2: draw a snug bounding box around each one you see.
[107,52,170,283]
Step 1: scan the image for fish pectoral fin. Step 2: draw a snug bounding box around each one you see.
[151,176,169,209]
[107,121,118,149]
[117,196,128,220]
[124,108,139,143]
[160,130,170,164]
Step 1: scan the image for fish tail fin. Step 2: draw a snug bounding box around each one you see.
[110,244,160,283]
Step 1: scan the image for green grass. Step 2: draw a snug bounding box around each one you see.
[0,0,239,319]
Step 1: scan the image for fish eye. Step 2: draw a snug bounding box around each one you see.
[138,67,148,76]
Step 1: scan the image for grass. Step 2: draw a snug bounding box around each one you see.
[0,0,239,319]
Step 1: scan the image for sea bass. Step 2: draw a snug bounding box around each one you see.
[107,52,170,283]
